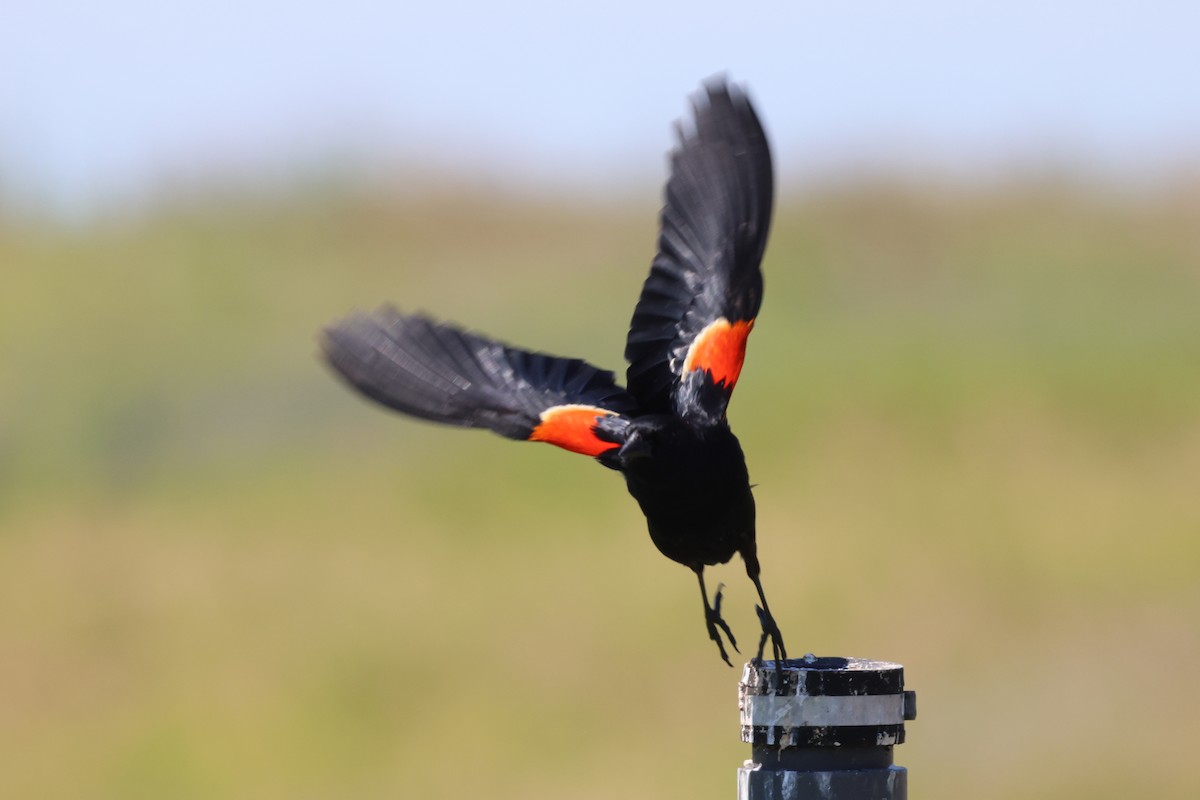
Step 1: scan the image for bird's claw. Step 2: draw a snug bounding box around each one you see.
[705,583,740,667]
[754,604,788,667]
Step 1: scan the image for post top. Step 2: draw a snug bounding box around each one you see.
[739,655,914,749]
[741,655,905,697]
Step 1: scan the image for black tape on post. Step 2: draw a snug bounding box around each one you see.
[738,657,917,800]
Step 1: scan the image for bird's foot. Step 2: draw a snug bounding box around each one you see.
[753,604,788,666]
[705,583,740,667]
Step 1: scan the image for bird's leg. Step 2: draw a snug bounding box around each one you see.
[749,570,788,667]
[696,569,739,666]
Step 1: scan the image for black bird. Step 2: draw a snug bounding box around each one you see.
[321,78,786,666]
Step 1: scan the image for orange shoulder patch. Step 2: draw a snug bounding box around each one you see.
[681,317,754,389]
[528,404,620,457]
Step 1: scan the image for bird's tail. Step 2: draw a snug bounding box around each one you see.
[321,307,638,458]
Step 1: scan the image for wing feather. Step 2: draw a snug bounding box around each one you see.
[323,308,639,457]
[625,77,773,425]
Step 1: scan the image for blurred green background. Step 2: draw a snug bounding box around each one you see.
[5,1,1200,795]
[2,171,1198,798]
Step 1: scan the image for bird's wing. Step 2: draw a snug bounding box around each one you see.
[624,78,773,427]
[322,308,638,460]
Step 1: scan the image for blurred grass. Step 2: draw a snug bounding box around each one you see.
[1,174,1199,799]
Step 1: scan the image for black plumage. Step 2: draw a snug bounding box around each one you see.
[322,77,786,666]
[323,309,639,440]
[625,82,771,421]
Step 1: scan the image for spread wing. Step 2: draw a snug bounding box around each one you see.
[624,78,773,427]
[322,308,638,462]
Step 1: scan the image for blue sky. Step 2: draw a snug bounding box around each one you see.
[3,1,1197,211]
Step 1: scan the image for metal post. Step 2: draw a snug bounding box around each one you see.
[738,656,917,800]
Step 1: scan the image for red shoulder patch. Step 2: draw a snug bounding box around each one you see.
[528,404,621,457]
[682,317,754,389]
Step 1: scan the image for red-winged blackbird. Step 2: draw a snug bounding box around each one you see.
[321,78,786,666]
